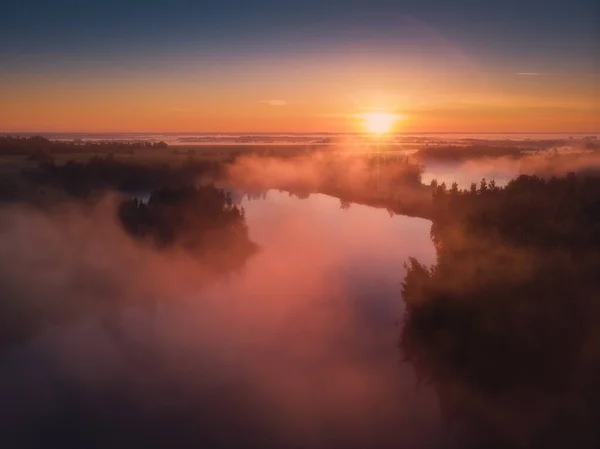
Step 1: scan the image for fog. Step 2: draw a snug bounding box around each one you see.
[2,137,599,448]
[422,151,600,189]
[224,143,600,196]
[0,191,445,448]
[422,158,518,188]
[225,150,422,191]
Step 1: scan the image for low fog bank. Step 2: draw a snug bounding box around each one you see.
[225,150,423,192]
[0,196,219,348]
[423,151,600,190]
[520,151,600,178]
[3,135,597,204]
[414,137,600,188]
[0,192,446,449]
[223,141,600,212]
[223,151,435,219]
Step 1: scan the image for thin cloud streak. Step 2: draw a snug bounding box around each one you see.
[261,100,287,106]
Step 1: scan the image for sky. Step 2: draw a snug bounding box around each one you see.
[1,0,598,133]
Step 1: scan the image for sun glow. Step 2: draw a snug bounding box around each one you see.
[361,111,399,135]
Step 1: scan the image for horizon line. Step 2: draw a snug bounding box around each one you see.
[2,131,599,136]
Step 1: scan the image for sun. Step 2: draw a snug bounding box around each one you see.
[361,111,399,135]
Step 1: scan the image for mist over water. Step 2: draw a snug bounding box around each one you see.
[3,140,594,447]
[0,191,444,448]
[422,159,518,188]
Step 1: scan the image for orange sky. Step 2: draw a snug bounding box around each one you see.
[3,0,599,134]
[2,51,598,133]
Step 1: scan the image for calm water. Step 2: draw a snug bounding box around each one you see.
[1,192,446,448]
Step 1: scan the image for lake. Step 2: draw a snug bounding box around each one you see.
[0,191,449,448]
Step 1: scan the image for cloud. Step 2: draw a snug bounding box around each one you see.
[517,72,542,76]
[261,100,287,106]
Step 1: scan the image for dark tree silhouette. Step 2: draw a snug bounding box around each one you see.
[401,173,600,448]
[7,155,223,203]
[0,135,168,156]
[118,186,257,273]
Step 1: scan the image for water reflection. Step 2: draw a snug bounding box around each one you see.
[1,191,446,449]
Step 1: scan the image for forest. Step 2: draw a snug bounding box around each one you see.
[0,135,168,156]
[401,173,600,448]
